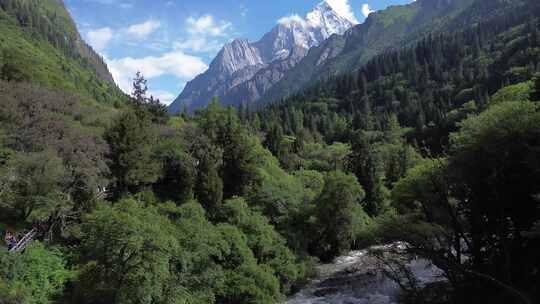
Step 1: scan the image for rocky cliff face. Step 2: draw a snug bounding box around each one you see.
[168,1,355,113]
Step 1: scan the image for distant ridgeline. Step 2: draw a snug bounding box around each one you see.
[0,0,126,105]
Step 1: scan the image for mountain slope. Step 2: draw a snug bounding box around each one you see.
[0,0,125,105]
[261,0,480,104]
[169,1,355,113]
[256,0,540,151]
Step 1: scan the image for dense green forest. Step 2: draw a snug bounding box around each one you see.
[1,0,540,303]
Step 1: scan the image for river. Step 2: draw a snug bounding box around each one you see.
[287,244,445,304]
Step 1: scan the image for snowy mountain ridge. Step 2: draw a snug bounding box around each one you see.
[168,1,356,113]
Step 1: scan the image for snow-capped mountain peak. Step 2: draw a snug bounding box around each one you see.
[262,0,355,59]
[307,1,357,36]
[169,1,356,113]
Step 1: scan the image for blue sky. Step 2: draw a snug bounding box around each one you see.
[65,0,413,105]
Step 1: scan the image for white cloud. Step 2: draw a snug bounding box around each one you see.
[87,27,114,51]
[361,3,374,18]
[83,14,234,102]
[173,37,223,53]
[325,0,359,24]
[186,15,232,37]
[174,15,233,53]
[148,90,176,106]
[85,19,162,51]
[127,20,161,38]
[278,14,307,27]
[239,4,248,17]
[106,51,208,94]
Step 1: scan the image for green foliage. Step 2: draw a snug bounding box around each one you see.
[167,201,287,304]
[312,171,366,261]
[215,224,281,304]
[74,196,303,304]
[374,4,418,28]
[450,100,540,157]
[246,145,304,232]
[452,100,540,301]
[391,158,451,226]
[0,47,31,82]
[219,197,304,294]
[162,201,225,304]
[129,72,169,124]
[388,100,540,303]
[0,151,71,221]
[105,110,160,196]
[491,81,533,104]
[301,142,351,172]
[195,101,258,199]
[195,153,223,215]
[0,81,111,208]
[219,263,281,304]
[78,199,177,304]
[263,122,286,161]
[379,143,422,187]
[449,100,540,258]
[153,139,197,204]
[393,159,443,205]
[349,131,390,216]
[0,0,126,105]
[131,71,148,106]
[0,243,73,304]
[293,170,325,202]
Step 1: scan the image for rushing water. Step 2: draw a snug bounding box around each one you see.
[287,244,444,304]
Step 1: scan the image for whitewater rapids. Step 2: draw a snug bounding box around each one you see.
[286,244,444,304]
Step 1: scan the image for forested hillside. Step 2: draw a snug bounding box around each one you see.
[0,0,126,105]
[0,0,539,303]
[256,0,540,154]
[262,0,533,106]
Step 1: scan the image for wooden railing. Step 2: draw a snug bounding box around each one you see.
[9,228,37,253]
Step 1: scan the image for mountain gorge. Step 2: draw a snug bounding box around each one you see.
[168,1,355,113]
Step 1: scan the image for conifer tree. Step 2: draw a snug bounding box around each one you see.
[132,71,148,106]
